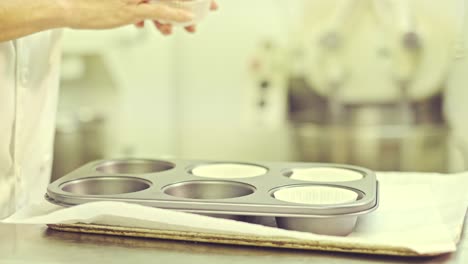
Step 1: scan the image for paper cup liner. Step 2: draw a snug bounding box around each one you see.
[289,168,364,182]
[191,163,268,179]
[273,186,359,205]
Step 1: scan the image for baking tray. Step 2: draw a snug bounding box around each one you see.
[46,159,379,236]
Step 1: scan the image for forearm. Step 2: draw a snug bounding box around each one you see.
[0,0,66,42]
[0,0,210,42]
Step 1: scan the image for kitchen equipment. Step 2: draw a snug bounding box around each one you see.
[284,1,459,172]
[46,159,379,236]
[51,110,107,182]
[288,78,448,172]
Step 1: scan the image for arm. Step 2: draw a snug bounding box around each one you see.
[0,0,65,42]
[0,0,193,42]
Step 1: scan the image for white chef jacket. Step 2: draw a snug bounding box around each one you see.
[0,30,62,219]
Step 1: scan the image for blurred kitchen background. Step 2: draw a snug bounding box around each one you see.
[51,0,468,180]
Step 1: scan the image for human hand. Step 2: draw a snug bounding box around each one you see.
[136,1,218,35]
[60,0,194,29]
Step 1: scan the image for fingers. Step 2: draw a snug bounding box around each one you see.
[142,1,217,35]
[154,21,173,35]
[184,25,197,33]
[135,21,145,28]
[136,3,193,23]
[210,1,219,11]
[184,1,216,32]
[153,21,195,35]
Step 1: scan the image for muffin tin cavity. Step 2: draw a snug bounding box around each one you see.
[47,160,378,236]
[286,167,364,182]
[61,177,151,195]
[163,181,256,200]
[191,163,268,179]
[96,159,175,174]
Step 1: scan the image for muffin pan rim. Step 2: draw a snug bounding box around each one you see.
[59,176,154,196]
[95,158,177,175]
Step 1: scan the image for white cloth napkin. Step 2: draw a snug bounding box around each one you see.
[3,172,468,256]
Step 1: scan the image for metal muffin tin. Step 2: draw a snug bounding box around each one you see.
[46,159,379,236]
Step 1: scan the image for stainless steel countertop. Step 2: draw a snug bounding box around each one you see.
[1,221,467,264]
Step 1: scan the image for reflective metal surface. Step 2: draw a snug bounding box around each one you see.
[52,111,107,182]
[276,215,358,236]
[47,160,378,218]
[293,124,448,173]
[61,177,152,195]
[47,160,378,236]
[288,78,449,172]
[96,159,176,174]
[163,181,256,200]
[0,222,466,264]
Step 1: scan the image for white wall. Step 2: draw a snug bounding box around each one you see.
[445,0,468,171]
[60,27,179,158]
[172,0,303,161]
[59,0,305,162]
